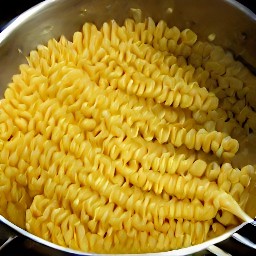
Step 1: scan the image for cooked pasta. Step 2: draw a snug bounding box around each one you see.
[0,14,256,254]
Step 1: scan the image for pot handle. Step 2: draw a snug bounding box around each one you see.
[0,218,19,251]
[0,236,18,251]
[207,219,256,256]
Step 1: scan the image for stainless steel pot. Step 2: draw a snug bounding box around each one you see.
[0,0,256,255]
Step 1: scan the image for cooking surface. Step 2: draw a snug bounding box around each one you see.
[0,1,256,256]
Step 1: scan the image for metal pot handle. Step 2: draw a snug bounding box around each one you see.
[0,236,18,251]
[0,219,19,251]
[207,219,256,256]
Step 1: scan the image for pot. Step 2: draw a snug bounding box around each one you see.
[0,0,255,255]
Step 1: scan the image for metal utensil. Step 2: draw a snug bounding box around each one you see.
[0,0,256,255]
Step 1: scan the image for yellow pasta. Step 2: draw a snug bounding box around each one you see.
[0,15,256,254]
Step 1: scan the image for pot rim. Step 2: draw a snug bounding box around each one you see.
[0,0,255,255]
[0,215,251,255]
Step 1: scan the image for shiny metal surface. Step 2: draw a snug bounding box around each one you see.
[0,0,256,255]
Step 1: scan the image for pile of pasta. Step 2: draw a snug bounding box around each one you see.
[0,16,256,253]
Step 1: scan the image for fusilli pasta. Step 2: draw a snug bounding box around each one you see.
[0,15,255,254]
